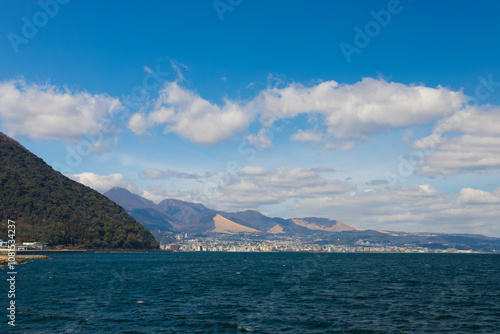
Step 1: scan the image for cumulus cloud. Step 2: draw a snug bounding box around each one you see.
[415,106,500,175]
[128,81,253,145]
[0,79,121,141]
[252,78,465,137]
[66,172,131,193]
[128,78,466,147]
[458,188,500,204]
[128,113,150,135]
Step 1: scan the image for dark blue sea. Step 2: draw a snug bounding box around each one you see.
[2,252,500,333]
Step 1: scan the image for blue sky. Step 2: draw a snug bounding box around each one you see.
[1,0,500,236]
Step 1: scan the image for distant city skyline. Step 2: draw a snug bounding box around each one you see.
[1,1,499,236]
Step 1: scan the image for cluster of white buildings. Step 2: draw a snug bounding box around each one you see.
[0,240,48,251]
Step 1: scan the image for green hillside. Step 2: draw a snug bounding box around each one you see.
[0,132,159,249]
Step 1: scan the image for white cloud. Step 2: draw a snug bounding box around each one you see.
[458,188,500,205]
[129,78,465,147]
[415,106,500,175]
[253,78,465,138]
[434,106,500,136]
[0,79,121,141]
[128,113,150,135]
[149,107,175,124]
[290,129,323,143]
[128,81,254,145]
[246,128,273,149]
[66,172,130,193]
[417,135,500,175]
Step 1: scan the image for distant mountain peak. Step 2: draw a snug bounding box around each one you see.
[158,198,211,211]
[104,187,156,211]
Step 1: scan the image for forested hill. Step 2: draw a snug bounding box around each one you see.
[0,132,159,249]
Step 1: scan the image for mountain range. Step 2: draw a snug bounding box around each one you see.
[104,187,361,235]
[104,187,500,251]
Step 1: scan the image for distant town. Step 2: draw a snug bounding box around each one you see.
[158,234,499,254]
[1,235,498,254]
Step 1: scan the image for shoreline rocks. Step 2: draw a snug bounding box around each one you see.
[0,255,50,266]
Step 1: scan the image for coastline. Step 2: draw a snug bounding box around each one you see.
[0,254,50,266]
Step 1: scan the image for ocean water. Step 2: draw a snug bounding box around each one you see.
[2,252,500,333]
